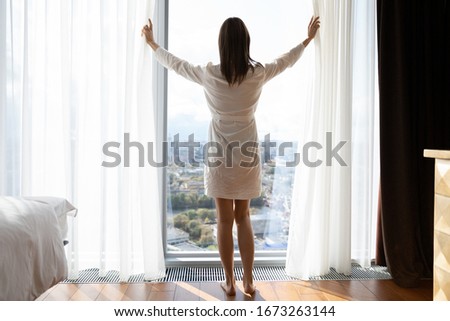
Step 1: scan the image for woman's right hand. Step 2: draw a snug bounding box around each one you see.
[307,16,321,40]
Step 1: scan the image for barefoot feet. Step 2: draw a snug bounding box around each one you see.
[220,276,255,296]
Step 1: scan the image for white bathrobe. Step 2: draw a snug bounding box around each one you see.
[155,43,305,200]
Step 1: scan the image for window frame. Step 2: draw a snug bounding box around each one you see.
[157,0,287,267]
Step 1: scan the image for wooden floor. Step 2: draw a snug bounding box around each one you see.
[36,279,432,301]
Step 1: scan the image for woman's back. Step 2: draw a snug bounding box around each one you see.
[202,63,265,118]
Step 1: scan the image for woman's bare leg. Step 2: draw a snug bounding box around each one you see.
[215,197,236,296]
[234,199,256,295]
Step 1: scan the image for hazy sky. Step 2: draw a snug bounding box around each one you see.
[167,0,315,142]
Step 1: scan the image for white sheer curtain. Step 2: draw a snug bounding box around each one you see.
[0,0,165,281]
[350,0,379,268]
[286,0,379,279]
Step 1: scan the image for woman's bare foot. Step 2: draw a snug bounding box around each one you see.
[220,280,236,296]
[242,275,256,295]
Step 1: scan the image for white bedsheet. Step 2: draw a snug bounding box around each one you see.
[0,196,77,300]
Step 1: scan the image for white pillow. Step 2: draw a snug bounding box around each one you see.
[22,196,77,239]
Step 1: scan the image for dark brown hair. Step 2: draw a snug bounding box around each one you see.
[218,17,262,86]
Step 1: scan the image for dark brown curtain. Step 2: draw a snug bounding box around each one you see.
[377,0,450,287]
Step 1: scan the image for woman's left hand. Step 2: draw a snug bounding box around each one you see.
[141,18,159,51]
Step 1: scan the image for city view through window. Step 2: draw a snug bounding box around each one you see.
[165,0,314,252]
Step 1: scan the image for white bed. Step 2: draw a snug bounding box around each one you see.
[0,196,77,301]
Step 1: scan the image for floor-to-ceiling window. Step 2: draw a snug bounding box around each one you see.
[165,0,315,255]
